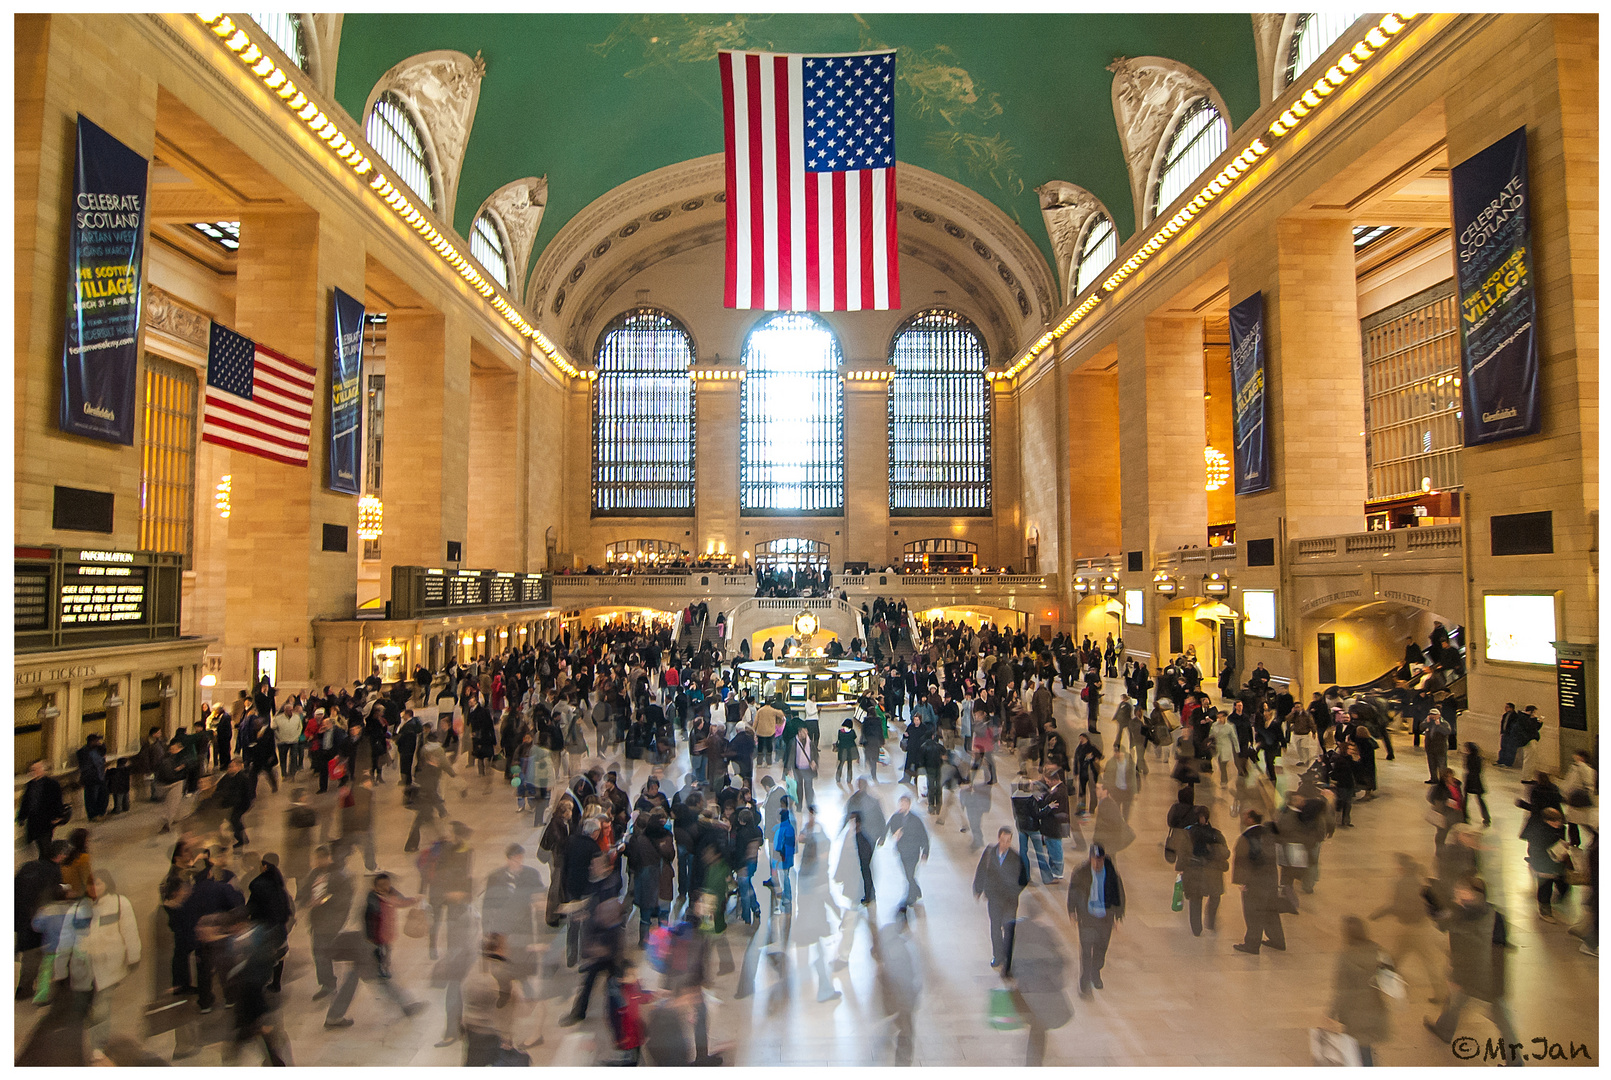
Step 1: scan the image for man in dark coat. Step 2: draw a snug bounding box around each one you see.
[216,757,255,849]
[1066,843,1125,997]
[14,840,68,998]
[1231,809,1285,954]
[16,760,69,859]
[1008,913,1073,1066]
[1424,877,1520,1047]
[972,826,1030,973]
[301,845,354,999]
[177,859,246,1011]
[886,795,931,908]
[395,708,423,789]
[76,734,109,821]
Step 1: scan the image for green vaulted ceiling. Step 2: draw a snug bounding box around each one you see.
[333,13,1260,289]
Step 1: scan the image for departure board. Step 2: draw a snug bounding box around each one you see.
[390,566,552,619]
[13,547,182,652]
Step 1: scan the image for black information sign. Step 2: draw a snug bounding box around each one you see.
[1557,656,1587,731]
[390,566,552,620]
[14,546,181,652]
[59,564,148,625]
[15,571,50,631]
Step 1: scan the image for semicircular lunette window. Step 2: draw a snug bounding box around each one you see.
[740,312,845,515]
[1286,12,1364,89]
[592,309,696,515]
[470,211,510,290]
[1152,97,1228,223]
[248,12,306,70]
[888,309,991,516]
[1072,213,1118,298]
[367,91,435,211]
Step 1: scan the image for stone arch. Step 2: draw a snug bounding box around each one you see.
[1035,181,1116,303]
[364,49,485,220]
[476,177,548,293]
[1106,55,1230,229]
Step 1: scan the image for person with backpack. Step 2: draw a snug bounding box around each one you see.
[764,798,797,914]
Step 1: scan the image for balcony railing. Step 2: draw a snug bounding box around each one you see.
[1293,524,1462,561]
[1153,545,1237,572]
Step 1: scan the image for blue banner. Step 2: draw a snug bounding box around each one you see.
[60,117,148,445]
[328,287,365,494]
[1229,290,1270,495]
[1451,126,1539,446]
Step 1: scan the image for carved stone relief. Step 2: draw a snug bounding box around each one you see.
[144,284,209,347]
[366,50,486,220]
[1106,55,1228,228]
[480,176,548,290]
[1250,14,1289,108]
[305,14,344,99]
[1035,181,1107,302]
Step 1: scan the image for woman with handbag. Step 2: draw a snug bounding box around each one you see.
[1521,806,1572,921]
[1327,915,1395,1066]
[1426,768,1466,850]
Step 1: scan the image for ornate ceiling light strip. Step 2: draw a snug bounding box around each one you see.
[1000,12,1419,381]
[191,13,579,379]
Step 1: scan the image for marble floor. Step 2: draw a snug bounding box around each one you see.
[15,676,1599,1067]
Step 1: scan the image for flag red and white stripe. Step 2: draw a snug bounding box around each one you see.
[721,50,900,312]
[202,326,316,468]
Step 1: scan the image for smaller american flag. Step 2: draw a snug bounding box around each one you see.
[202,322,316,468]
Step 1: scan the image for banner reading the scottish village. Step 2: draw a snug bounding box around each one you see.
[1229,290,1270,495]
[328,287,366,494]
[1451,125,1540,446]
[60,116,149,445]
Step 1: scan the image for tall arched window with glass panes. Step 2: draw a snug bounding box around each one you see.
[248,12,307,70]
[470,211,511,290]
[366,91,436,211]
[1285,12,1363,90]
[739,312,844,514]
[1151,98,1227,223]
[1072,213,1117,298]
[888,309,991,515]
[592,309,696,515]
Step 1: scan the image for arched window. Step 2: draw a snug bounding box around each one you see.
[367,91,436,210]
[754,537,829,575]
[740,312,844,514]
[592,309,696,515]
[1152,98,1228,222]
[888,309,991,515]
[249,12,306,70]
[470,211,511,290]
[1072,214,1118,298]
[1285,12,1363,90]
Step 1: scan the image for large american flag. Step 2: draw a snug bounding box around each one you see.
[202,322,316,468]
[720,49,900,312]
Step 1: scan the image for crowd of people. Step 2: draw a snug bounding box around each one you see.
[13,614,1597,1067]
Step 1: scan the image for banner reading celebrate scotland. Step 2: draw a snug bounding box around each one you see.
[60,116,149,444]
[1229,290,1271,495]
[1451,126,1540,445]
[328,287,365,494]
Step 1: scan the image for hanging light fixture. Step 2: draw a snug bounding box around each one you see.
[357,494,384,540]
[214,475,232,518]
[1204,447,1231,491]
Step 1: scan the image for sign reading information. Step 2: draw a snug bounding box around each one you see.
[1229,291,1271,495]
[328,287,365,494]
[60,116,149,445]
[1451,126,1540,446]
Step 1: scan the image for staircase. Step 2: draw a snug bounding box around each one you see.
[675,620,723,655]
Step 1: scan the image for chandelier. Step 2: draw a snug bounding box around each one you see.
[1204,447,1230,491]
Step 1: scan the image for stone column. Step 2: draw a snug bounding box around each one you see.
[843,379,889,568]
[226,210,365,692]
[382,309,470,572]
[467,355,522,570]
[1116,317,1207,658]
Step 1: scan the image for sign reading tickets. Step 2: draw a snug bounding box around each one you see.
[328,287,366,494]
[1228,290,1271,494]
[1451,126,1540,445]
[60,116,149,444]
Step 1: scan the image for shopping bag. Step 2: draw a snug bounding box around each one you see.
[1171,875,1185,912]
[987,987,1023,1030]
[1310,1028,1362,1066]
[403,904,430,939]
[1374,965,1408,1001]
